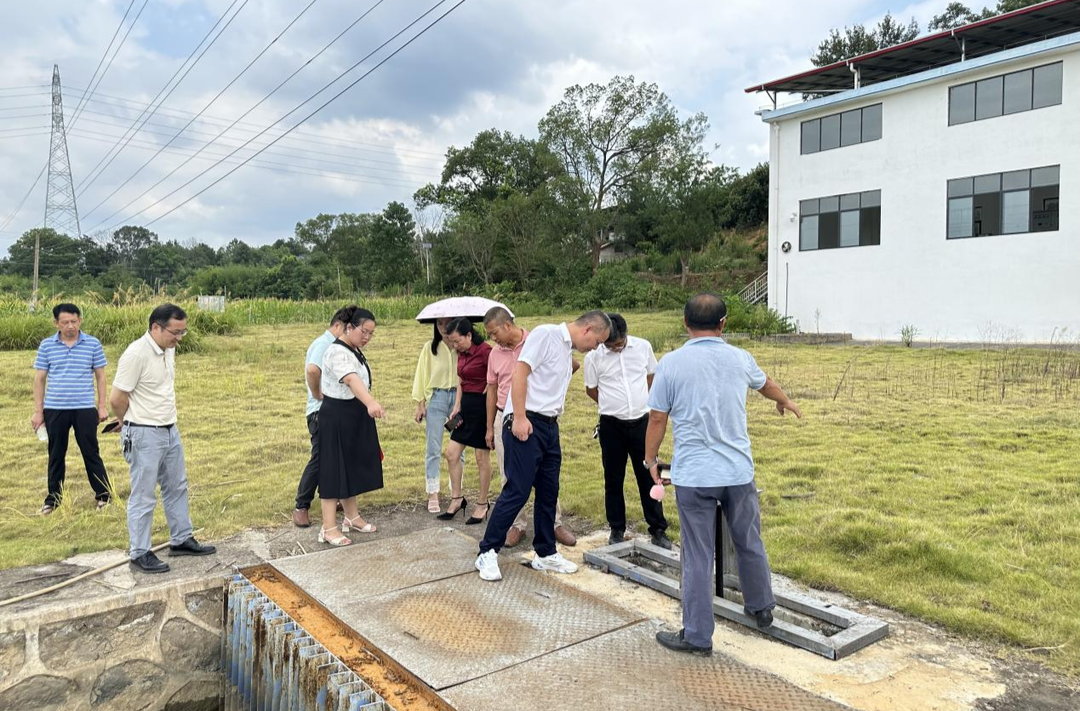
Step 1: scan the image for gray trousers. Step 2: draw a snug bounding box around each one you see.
[676,482,775,648]
[123,425,193,559]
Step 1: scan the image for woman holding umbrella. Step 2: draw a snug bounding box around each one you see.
[413,297,511,515]
[412,317,458,513]
[439,317,493,524]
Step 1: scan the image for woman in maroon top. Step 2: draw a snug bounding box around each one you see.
[438,318,493,524]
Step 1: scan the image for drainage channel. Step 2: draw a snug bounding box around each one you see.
[224,565,452,711]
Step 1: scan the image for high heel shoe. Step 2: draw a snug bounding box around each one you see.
[318,525,352,546]
[436,496,467,521]
[465,501,490,525]
[342,515,377,533]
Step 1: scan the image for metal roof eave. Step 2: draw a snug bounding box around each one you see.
[758,30,1080,123]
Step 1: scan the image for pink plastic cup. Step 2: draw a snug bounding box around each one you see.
[649,483,666,501]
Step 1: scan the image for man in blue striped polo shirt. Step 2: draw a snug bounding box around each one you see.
[31,303,112,515]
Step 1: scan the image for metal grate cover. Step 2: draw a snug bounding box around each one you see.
[443,620,850,711]
[271,528,480,607]
[330,560,642,690]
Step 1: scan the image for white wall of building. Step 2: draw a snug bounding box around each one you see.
[765,42,1079,342]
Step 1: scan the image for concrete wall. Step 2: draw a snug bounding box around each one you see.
[765,42,1080,342]
[0,577,223,711]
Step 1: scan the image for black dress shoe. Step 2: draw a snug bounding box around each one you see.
[168,537,217,557]
[607,529,625,546]
[655,629,712,656]
[650,533,673,550]
[746,606,774,629]
[130,552,170,574]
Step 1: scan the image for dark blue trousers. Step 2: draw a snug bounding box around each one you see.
[479,417,561,557]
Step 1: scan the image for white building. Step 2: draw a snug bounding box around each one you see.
[749,0,1079,342]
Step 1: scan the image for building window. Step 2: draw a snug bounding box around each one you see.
[799,190,881,251]
[949,62,1062,126]
[946,165,1059,239]
[801,104,882,155]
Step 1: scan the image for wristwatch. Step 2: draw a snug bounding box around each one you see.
[643,458,658,469]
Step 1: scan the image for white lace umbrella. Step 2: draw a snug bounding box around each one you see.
[414,296,513,323]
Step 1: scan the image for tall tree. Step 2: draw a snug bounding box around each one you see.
[5,228,83,279]
[538,75,708,271]
[108,226,158,267]
[811,12,920,67]
[929,0,1043,31]
[366,202,418,289]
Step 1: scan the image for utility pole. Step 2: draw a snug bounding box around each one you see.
[36,65,80,310]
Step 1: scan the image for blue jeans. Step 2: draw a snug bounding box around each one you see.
[424,388,456,493]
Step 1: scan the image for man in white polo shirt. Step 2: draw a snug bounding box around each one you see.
[475,310,610,582]
[483,306,576,548]
[110,304,215,574]
[584,313,669,549]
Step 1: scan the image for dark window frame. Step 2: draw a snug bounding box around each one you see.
[946,165,1060,240]
[949,61,1063,126]
[801,103,883,155]
[799,190,882,251]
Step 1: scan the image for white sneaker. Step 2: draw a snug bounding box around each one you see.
[530,552,578,574]
[475,550,502,581]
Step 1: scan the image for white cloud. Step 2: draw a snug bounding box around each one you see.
[1,0,903,252]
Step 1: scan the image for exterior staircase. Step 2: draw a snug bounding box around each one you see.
[738,271,768,305]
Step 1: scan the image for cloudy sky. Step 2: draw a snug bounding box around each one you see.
[0,0,947,253]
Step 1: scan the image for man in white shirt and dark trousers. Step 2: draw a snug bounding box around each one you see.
[645,293,801,656]
[584,313,670,549]
[475,311,611,582]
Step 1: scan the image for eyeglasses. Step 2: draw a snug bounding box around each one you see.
[352,327,375,338]
[164,327,188,338]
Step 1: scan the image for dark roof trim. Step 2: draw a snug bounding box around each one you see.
[746,0,1077,93]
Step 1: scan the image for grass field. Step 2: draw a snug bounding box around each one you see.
[0,312,1077,674]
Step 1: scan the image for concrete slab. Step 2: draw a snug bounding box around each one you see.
[443,619,850,711]
[270,527,478,606]
[311,558,642,690]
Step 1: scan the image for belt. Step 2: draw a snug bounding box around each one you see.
[525,410,558,424]
[600,413,649,424]
[124,421,174,429]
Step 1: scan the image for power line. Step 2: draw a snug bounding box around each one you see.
[68,128,431,189]
[0,1,147,236]
[71,112,440,174]
[84,0,396,232]
[80,0,325,222]
[74,0,251,198]
[68,121,438,182]
[142,0,468,229]
[68,0,147,128]
[62,85,447,160]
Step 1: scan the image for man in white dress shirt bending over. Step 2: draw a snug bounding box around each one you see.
[475,311,611,581]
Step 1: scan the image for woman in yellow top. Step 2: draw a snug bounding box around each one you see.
[412,318,459,513]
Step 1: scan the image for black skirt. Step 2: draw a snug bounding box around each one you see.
[450,391,491,450]
[318,395,384,499]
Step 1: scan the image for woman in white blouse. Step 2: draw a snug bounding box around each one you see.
[317,306,385,545]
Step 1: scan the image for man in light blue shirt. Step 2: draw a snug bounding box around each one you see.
[645,293,801,656]
[293,307,350,527]
[32,303,112,515]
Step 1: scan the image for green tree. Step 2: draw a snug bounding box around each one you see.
[5,228,83,279]
[366,202,418,289]
[811,12,920,67]
[929,0,1043,30]
[108,226,158,267]
[414,129,563,216]
[538,75,709,271]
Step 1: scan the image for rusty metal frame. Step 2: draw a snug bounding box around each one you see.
[584,519,889,660]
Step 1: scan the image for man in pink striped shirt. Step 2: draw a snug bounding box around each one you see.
[483,307,576,548]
